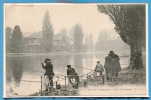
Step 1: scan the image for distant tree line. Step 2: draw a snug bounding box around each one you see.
[6,10,130,54]
[6,11,85,53]
[6,25,24,53]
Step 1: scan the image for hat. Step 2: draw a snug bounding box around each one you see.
[44,58,51,63]
[109,50,114,54]
[67,65,71,68]
[97,61,100,63]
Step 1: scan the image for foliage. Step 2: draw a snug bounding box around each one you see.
[84,34,93,52]
[5,27,12,53]
[73,24,84,52]
[97,5,146,69]
[97,4,145,47]
[11,25,24,53]
[41,11,54,52]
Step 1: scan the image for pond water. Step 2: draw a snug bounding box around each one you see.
[5,50,130,96]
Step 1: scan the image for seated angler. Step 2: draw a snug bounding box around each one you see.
[94,61,105,84]
[95,61,105,76]
[66,65,79,89]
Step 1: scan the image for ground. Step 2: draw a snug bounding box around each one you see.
[6,68,147,97]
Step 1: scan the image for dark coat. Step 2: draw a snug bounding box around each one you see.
[67,67,79,89]
[42,62,54,76]
[67,68,76,76]
[104,55,112,72]
[104,54,121,73]
[110,54,121,73]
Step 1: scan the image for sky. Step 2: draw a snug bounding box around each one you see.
[4,3,119,41]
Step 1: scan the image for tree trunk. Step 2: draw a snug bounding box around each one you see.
[129,43,143,70]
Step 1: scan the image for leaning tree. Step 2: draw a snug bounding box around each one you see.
[97,4,146,69]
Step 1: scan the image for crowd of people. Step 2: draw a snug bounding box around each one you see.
[41,50,121,91]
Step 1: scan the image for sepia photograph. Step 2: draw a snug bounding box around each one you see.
[4,3,148,97]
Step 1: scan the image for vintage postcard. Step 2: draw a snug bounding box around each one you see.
[4,3,148,97]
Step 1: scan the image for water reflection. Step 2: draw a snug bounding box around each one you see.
[6,53,129,87]
[6,56,23,86]
[53,54,72,73]
[73,54,83,75]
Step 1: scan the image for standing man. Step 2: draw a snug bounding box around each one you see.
[109,51,121,79]
[104,52,112,81]
[42,58,54,90]
[104,51,121,81]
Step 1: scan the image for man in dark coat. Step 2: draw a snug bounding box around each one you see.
[66,65,79,89]
[104,51,121,81]
[109,51,121,78]
[42,58,54,89]
[104,54,112,80]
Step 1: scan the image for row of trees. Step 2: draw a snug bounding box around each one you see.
[5,10,130,54]
[41,11,85,52]
[6,25,24,53]
[6,11,85,53]
[41,11,121,53]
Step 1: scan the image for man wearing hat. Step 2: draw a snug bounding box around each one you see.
[104,50,121,81]
[66,65,79,89]
[42,58,54,90]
